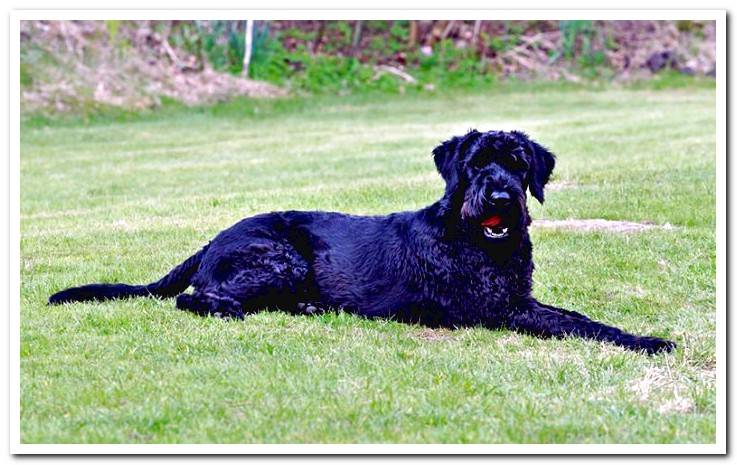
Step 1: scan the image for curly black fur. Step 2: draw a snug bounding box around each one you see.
[49,130,675,354]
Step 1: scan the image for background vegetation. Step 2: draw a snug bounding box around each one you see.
[20,20,716,117]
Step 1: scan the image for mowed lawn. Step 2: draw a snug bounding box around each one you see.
[20,87,716,444]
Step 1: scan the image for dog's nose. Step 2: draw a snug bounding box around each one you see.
[490,191,511,209]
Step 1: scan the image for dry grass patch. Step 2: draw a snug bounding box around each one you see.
[414,328,456,342]
[628,366,695,414]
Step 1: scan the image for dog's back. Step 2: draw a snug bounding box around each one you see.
[192,210,423,316]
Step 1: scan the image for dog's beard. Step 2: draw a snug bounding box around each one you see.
[460,189,528,242]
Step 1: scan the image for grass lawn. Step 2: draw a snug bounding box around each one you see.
[20,86,716,444]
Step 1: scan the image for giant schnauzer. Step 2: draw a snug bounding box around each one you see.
[49,130,675,354]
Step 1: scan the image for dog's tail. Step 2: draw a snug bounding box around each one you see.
[48,245,209,305]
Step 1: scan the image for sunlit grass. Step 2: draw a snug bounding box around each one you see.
[20,87,716,443]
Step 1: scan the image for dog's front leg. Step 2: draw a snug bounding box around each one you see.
[503,298,675,354]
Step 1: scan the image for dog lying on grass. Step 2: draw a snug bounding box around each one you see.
[49,130,675,354]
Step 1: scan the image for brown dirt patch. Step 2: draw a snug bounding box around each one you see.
[533,219,675,234]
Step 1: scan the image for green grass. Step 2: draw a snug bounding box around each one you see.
[20,86,716,444]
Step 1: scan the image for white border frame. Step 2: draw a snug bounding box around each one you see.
[8,9,726,455]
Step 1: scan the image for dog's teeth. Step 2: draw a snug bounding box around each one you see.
[484,226,509,238]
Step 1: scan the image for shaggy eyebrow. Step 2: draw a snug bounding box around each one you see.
[468,148,495,164]
[469,148,513,166]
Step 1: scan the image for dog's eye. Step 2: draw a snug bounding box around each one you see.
[502,152,528,171]
[468,154,490,170]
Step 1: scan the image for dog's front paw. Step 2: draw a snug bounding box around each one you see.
[629,336,677,355]
[212,311,245,320]
[296,302,325,315]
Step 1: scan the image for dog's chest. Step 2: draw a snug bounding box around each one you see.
[432,253,511,299]
[418,243,531,325]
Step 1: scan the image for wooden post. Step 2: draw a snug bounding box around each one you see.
[472,20,482,44]
[409,20,418,48]
[351,20,363,55]
[242,20,254,77]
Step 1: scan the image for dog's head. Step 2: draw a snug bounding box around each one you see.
[433,129,555,242]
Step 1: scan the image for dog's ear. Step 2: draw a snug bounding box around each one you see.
[432,138,457,185]
[433,130,480,191]
[513,131,556,204]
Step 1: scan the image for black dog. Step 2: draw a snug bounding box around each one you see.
[49,130,675,354]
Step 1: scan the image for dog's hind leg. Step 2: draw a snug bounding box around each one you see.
[504,298,676,355]
[179,241,315,319]
[176,292,245,319]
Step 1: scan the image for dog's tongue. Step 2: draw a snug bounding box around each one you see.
[481,215,503,227]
